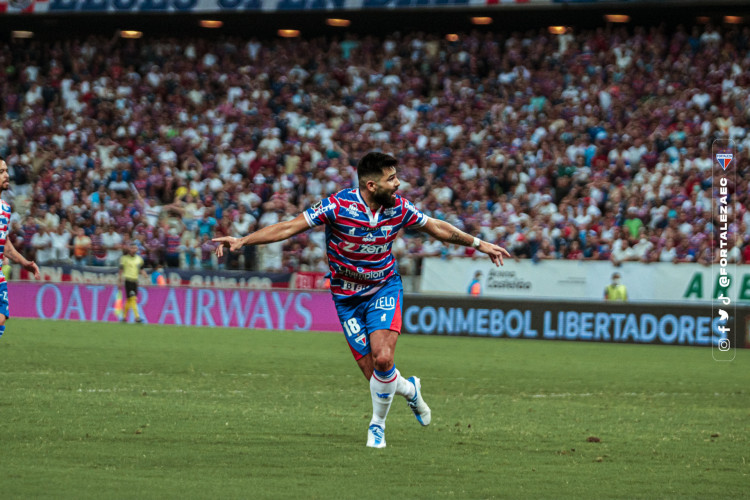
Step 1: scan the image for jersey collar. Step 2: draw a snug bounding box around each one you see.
[354,188,381,227]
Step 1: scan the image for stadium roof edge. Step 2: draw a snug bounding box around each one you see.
[1,1,748,40]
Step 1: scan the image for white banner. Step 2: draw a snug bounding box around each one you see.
[420,258,750,303]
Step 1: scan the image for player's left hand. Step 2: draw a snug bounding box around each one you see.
[24,261,41,280]
[212,236,243,257]
[478,241,511,267]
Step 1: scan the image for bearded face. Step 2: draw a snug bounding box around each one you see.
[367,166,399,208]
[372,185,397,208]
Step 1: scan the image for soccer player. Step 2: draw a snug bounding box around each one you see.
[0,159,41,338]
[118,243,147,323]
[213,152,510,448]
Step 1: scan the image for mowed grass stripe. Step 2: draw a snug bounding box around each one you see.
[1,319,747,499]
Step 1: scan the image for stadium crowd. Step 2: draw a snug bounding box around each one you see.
[1,22,749,277]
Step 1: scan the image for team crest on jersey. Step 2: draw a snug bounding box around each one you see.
[380,225,395,238]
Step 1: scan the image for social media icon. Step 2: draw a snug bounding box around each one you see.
[718,339,731,352]
[718,309,729,322]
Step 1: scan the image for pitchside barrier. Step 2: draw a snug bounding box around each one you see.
[421,258,750,304]
[17,263,293,288]
[8,282,749,348]
[402,295,749,349]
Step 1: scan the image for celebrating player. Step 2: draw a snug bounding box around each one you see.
[214,152,510,448]
[0,159,41,338]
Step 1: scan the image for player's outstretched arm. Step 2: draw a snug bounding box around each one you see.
[418,217,511,267]
[213,213,310,257]
[4,239,41,279]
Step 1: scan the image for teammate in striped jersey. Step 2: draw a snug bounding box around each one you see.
[0,159,41,338]
[214,152,510,448]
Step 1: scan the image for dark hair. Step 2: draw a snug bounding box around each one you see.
[357,152,397,189]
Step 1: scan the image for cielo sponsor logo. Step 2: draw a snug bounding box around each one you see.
[374,296,396,311]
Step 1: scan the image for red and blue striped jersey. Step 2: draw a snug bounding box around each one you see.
[303,189,428,300]
[0,200,11,285]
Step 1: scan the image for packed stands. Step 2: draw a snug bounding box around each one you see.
[1,23,748,275]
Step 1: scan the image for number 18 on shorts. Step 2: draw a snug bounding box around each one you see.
[333,279,403,360]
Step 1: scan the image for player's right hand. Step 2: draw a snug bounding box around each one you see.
[212,236,242,257]
[24,261,41,280]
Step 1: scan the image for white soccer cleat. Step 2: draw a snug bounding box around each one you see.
[366,424,386,448]
[407,376,431,426]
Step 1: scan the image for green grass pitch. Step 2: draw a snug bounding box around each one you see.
[1,319,748,499]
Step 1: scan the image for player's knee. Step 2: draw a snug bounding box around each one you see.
[371,351,393,372]
[0,315,6,327]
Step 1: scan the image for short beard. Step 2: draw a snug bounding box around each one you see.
[373,189,396,208]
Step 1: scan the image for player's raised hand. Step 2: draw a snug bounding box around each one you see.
[23,260,40,280]
[478,241,511,267]
[212,236,242,257]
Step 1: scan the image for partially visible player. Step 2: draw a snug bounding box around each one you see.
[214,152,510,448]
[0,159,41,337]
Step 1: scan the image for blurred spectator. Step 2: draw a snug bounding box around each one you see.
[611,238,639,265]
[300,239,325,272]
[164,228,182,269]
[102,225,123,267]
[180,229,200,269]
[90,226,107,267]
[199,234,216,269]
[72,227,92,267]
[31,225,53,266]
[659,238,678,263]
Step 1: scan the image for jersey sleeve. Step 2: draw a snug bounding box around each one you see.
[303,195,338,228]
[401,197,428,228]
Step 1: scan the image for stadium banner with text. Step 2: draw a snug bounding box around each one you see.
[8,282,342,330]
[10,281,749,348]
[420,259,750,303]
[402,295,750,348]
[18,264,292,289]
[0,0,540,14]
